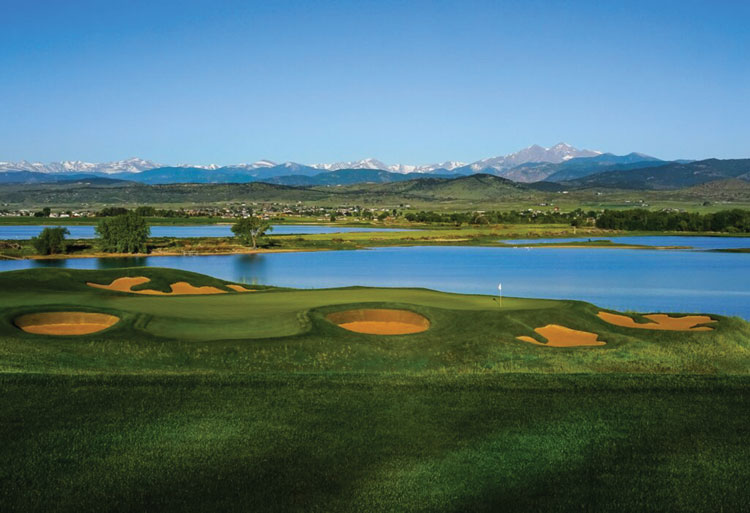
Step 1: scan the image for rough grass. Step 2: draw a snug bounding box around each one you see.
[1,374,749,513]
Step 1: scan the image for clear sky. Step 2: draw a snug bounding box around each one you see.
[1,0,748,165]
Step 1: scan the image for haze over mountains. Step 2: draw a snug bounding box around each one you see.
[1,143,747,191]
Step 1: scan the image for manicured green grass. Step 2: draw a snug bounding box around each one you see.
[1,267,749,511]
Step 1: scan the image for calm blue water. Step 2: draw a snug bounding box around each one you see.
[502,235,750,250]
[2,246,749,319]
[0,224,413,239]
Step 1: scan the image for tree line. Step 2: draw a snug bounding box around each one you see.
[595,209,750,232]
[27,207,750,255]
[404,209,595,225]
[96,206,188,218]
[31,211,272,255]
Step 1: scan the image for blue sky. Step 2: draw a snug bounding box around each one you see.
[1,0,748,165]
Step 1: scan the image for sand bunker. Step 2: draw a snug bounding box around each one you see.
[517,324,606,347]
[598,311,715,331]
[326,309,430,335]
[15,312,119,335]
[87,276,228,295]
[226,284,257,292]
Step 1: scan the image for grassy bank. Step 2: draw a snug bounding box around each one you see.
[1,224,683,260]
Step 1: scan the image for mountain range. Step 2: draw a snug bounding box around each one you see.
[0,143,599,180]
[1,144,747,191]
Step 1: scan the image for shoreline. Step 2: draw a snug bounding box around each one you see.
[500,243,693,250]
[10,247,333,261]
[0,242,708,261]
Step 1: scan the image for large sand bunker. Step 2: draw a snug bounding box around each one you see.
[517,324,606,347]
[326,309,430,335]
[87,276,229,295]
[15,312,119,335]
[598,311,715,331]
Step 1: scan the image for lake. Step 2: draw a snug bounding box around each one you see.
[2,245,749,319]
[0,224,414,239]
[502,235,750,250]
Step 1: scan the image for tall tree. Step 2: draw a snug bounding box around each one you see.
[31,227,69,255]
[96,212,150,253]
[232,217,272,249]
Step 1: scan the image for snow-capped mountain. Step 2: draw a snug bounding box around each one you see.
[176,163,221,170]
[0,157,160,174]
[312,158,391,172]
[388,161,468,173]
[312,158,467,174]
[0,160,50,173]
[311,145,599,174]
[0,144,601,177]
[426,161,467,171]
[223,160,277,170]
[467,143,601,173]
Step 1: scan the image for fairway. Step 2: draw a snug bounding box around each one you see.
[1,267,749,512]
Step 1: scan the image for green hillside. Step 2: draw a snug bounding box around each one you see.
[325,174,534,201]
[566,158,750,189]
[0,174,539,208]
[2,172,750,212]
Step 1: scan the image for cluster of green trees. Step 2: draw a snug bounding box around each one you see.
[96,212,150,253]
[595,209,750,232]
[31,227,70,255]
[30,210,272,255]
[96,206,188,218]
[403,209,594,226]
[231,216,272,249]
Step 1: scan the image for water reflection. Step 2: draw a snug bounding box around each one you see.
[0,224,415,240]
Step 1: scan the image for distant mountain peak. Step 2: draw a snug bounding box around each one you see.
[312,158,390,172]
[0,157,161,174]
[468,143,602,173]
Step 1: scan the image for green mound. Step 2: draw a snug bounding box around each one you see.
[0,266,268,294]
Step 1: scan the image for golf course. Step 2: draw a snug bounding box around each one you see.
[2,267,750,511]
